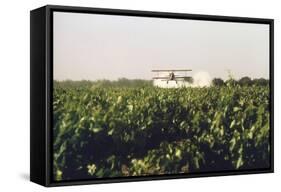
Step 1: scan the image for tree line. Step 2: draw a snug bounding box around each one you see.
[212,77,269,87]
[54,76,269,89]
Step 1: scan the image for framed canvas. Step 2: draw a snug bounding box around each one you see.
[30,5,274,187]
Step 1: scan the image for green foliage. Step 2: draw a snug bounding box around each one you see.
[252,78,269,86]
[212,78,224,86]
[53,82,270,181]
[238,76,252,86]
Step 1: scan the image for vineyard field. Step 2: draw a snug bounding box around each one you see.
[53,83,270,181]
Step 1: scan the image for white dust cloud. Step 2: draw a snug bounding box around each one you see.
[191,71,212,87]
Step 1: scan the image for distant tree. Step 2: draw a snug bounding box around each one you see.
[252,78,269,86]
[238,76,252,86]
[212,78,224,86]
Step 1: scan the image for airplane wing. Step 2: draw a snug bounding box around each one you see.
[152,77,170,79]
[174,76,192,78]
[152,69,192,72]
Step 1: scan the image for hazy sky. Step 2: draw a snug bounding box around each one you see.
[53,12,270,81]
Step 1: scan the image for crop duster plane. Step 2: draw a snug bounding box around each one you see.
[151,69,192,84]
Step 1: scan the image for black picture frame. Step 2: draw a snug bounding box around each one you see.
[30,5,274,187]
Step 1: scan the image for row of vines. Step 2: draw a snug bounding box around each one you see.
[53,83,270,181]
